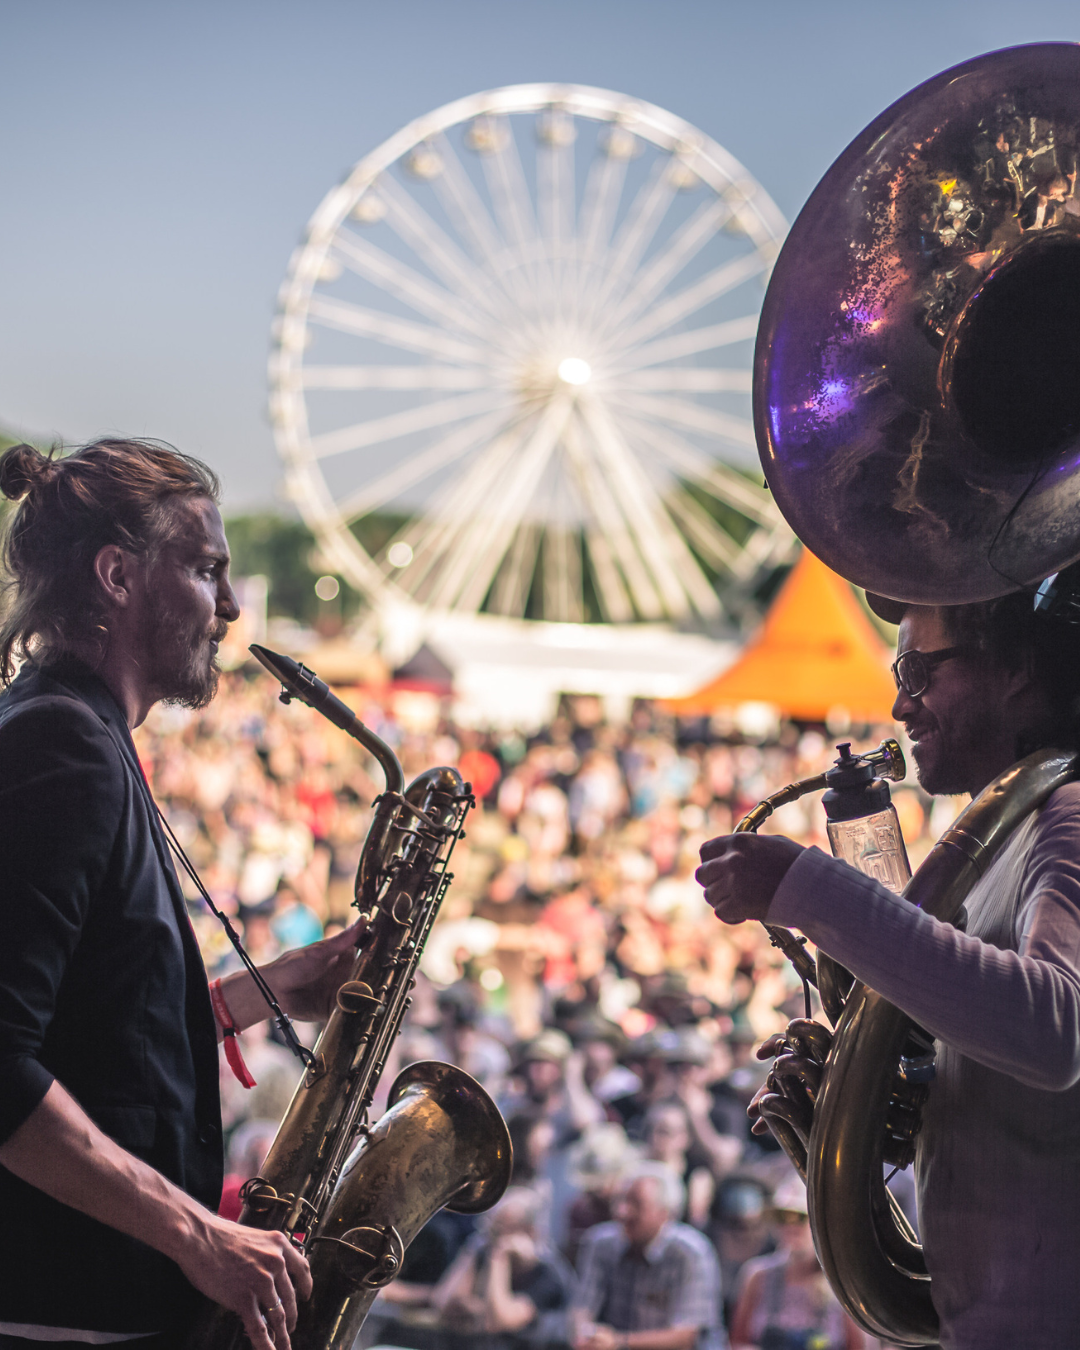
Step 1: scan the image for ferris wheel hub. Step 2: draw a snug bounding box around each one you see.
[557,357,592,386]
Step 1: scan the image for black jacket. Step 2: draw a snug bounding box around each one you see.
[0,657,222,1333]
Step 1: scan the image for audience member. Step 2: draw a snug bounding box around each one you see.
[563,1124,641,1268]
[729,1177,867,1350]
[642,1101,714,1229]
[217,1117,279,1222]
[706,1177,775,1329]
[571,1162,727,1350]
[565,1014,639,1113]
[424,1187,574,1349]
[501,1031,605,1139]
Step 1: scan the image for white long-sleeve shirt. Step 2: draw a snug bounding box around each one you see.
[768,781,1080,1350]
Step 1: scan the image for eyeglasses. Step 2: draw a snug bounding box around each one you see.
[890,646,969,699]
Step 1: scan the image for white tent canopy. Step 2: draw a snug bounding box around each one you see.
[381,605,736,728]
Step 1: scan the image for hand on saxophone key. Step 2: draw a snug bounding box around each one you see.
[170,1209,313,1350]
[264,915,368,1022]
[215,916,367,1031]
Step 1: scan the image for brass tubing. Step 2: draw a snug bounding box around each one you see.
[294,1062,512,1350]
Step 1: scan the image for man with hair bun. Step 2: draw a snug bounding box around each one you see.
[0,440,361,1350]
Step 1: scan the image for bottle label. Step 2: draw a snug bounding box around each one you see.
[827,807,912,894]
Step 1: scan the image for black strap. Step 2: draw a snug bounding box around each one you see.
[155,810,316,1069]
[106,710,315,1069]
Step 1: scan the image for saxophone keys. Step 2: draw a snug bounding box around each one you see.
[336,980,382,1018]
[312,1224,405,1289]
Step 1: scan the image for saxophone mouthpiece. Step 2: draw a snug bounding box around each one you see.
[248,644,405,794]
[867,737,907,783]
[249,643,307,702]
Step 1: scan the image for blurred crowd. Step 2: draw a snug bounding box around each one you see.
[134,669,943,1350]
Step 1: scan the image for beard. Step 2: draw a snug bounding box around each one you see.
[911,742,967,796]
[147,605,227,711]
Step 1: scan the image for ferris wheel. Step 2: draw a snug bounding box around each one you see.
[270,84,792,626]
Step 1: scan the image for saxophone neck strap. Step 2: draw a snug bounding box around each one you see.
[152,797,317,1072]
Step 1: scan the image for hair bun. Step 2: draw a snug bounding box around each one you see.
[0,444,54,501]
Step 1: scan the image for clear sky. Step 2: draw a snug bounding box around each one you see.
[2,0,1077,513]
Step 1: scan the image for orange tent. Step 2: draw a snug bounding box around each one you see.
[665,550,897,722]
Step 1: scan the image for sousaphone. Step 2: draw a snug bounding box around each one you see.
[751,41,1080,1346]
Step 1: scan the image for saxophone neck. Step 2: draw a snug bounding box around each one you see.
[249,644,404,794]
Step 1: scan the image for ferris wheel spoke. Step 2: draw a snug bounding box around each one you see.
[698,465,781,526]
[741,521,797,574]
[577,146,630,267]
[624,314,760,369]
[544,525,585,623]
[584,528,636,622]
[478,116,540,264]
[331,228,496,337]
[618,410,729,481]
[615,252,767,349]
[489,521,543,616]
[664,489,745,572]
[302,364,489,391]
[439,394,573,611]
[537,122,576,323]
[429,131,526,305]
[600,423,725,618]
[581,156,679,320]
[602,197,735,332]
[619,391,757,451]
[577,399,718,618]
[339,404,515,523]
[540,126,575,247]
[561,415,656,620]
[399,418,537,597]
[714,514,794,582]
[373,173,508,320]
[310,390,507,460]
[307,296,486,363]
[620,414,775,525]
[541,465,587,622]
[630,368,751,392]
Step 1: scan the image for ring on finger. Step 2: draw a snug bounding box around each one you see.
[263,1299,284,1315]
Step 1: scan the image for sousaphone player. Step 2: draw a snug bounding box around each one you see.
[699,42,1080,1350]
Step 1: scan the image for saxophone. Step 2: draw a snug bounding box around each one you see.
[187,646,512,1350]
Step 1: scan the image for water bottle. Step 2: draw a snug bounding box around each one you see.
[823,743,911,894]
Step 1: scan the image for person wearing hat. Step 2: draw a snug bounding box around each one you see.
[503,1029,605,1132]
[728,1177,867,1350]
[660,1031,744,1192]
[698,589,1080,1348]
[608,1032,677,1142]
[706,1176,774,1331]
[500,1028,605,1251]
[565,1012,639,1109]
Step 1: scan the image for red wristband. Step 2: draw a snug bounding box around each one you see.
[210,978,257,1089]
